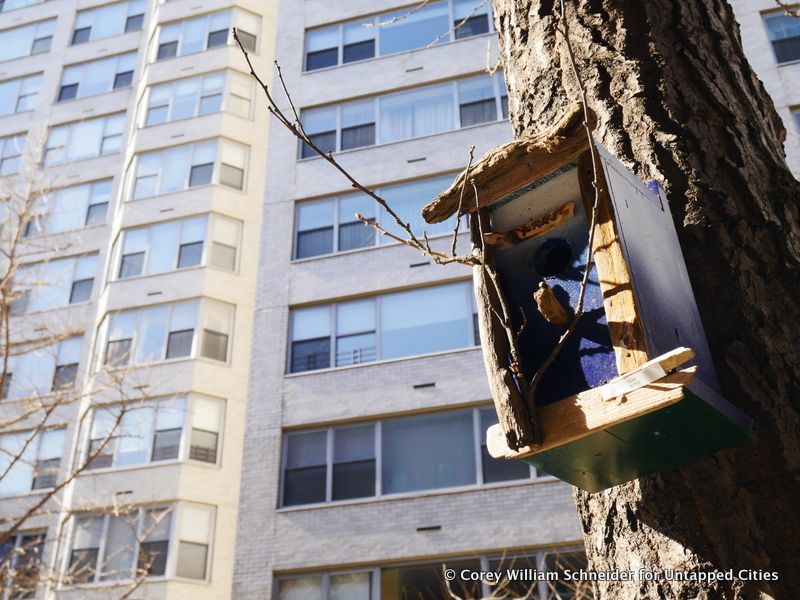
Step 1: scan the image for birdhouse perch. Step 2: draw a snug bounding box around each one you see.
[422,104,755,493]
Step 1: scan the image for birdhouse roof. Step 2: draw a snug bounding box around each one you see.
[421,102,592,224]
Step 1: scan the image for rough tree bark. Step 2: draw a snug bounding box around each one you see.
[491,1,800,599]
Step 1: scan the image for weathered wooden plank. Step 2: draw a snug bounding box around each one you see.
[422,103,591,224]
[577,151,649,374]
[487,365,697,459]
[471,211,536,449]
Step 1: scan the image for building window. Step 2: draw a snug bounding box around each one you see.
[298,72,508,157]
[280,406,538,507]
[792,107,800,133]
[0,133,25,176]
[289,282,476,373]
[142,71,254,127]
[277,550,589,599]
[0,531,46,599]
[0,429,64,496]
[65,504,214,584]
[3,336,83,401]
[129,139,248,199]
[154,9,260,61]
[85,395,223,470]
[13,255,97,314]
[0,19,55,63]
[58,52,137,101]
[24,179,112,237]
[0,0,46,12]
[765,12,800,64]
[0,73,42,117]
[98,299,234,369]
[303,0,494,72]
[72,0,146,44]
[294,175,460,259]
[44,114,125,165]
[111,215,240,280]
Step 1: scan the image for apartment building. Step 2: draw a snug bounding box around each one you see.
[730,0,800,176]
[0,0,275,598]
[232,2,588,599]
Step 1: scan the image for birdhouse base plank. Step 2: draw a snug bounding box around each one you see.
[486,350,755,492]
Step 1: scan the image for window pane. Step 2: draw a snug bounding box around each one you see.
[69,279,94,303]
[189,429,218,462]
[152,428,181,461]
[379,83,454,142]
[332,425,375,500]
[166,329,194,359]
[336,332,376,364]
[291,338,330,372]
[331,572,371,600]
[210,242,236,270]
[105,339,132,366]
[220,163,244,189]
[306,48,338,71]
[280,576,322,600]
[379,1,449,55]
[178,241,203,268]
[119,252,144,278]
[176,541,208,579]
[382,409,475,493]
[101,516,136,580]
[379,176,453,241]
[201,329,228,361]
[283,431,326,505]
[381,560,482,600]
[380,283,469,359]
[292,306,330,340]
[189,163,213,187]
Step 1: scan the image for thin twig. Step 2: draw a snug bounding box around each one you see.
[452,146,476,256]
[773,0,799,17]
[427,0,491,47]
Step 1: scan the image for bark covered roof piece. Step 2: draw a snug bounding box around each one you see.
[421,102,593,224]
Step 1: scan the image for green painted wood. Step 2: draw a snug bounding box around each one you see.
[521,388,756,493]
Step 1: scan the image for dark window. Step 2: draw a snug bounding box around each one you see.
[454,14,489,39]
[332,425,375,501]
[543,551,589,599]
[290,337,330,372]
[85,202,108,226]
[340,123,375,150]
[301,131,335,158]
[343,39,374,63]
[151,428,181,461]
[338,220,374,252]
[72,26,91,44]
[138,540,168,576]
[52,363,78,390]
[125,13,144,33]
[177,242,203,269]
[58,84,79,102]
[459,98,497,127]
[480,409,530,483]
[381,560,482,600]
[500,94,509,119]
[166,329,194,359]
[207,28,228,48]
[105,338,132,367]
[68,548,98,583]
[773,36,800,63]
[69,278,93,303]
[157,41,178,60]
[189,429,218,463]
[283,464,326,506]
[31,457,60,489]
[296,226,333,259]
[237,29,257,53]
[201,329,228,361]
[113,71,133,89]
[87,438,114,469]
[306,47,337,71]
[189,163,213,187]
[119,252,145,279]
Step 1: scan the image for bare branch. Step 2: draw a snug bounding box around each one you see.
[773,0,799,17]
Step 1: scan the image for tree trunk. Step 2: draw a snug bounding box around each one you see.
[491,1,800,598]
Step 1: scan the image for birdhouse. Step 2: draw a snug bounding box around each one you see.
[422,104,754,492]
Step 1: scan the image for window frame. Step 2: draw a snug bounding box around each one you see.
[71,0,146,45]
[279,406,543,508]
[62,503,216,586]
[0,530,47,599]
[302,0,495,72]
[0,18,55,63]
[0,133,26,176]
[57,52,137,102]
[153,8,260,63]
[0,72,42,117]
[287,281,478,374]
[763,10,800,65]
[298,73,507,158]
[83,395,225,472]
[44,113,126,165]
[0,427,65,496]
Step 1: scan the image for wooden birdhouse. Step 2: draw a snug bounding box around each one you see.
[422,104,754,493]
